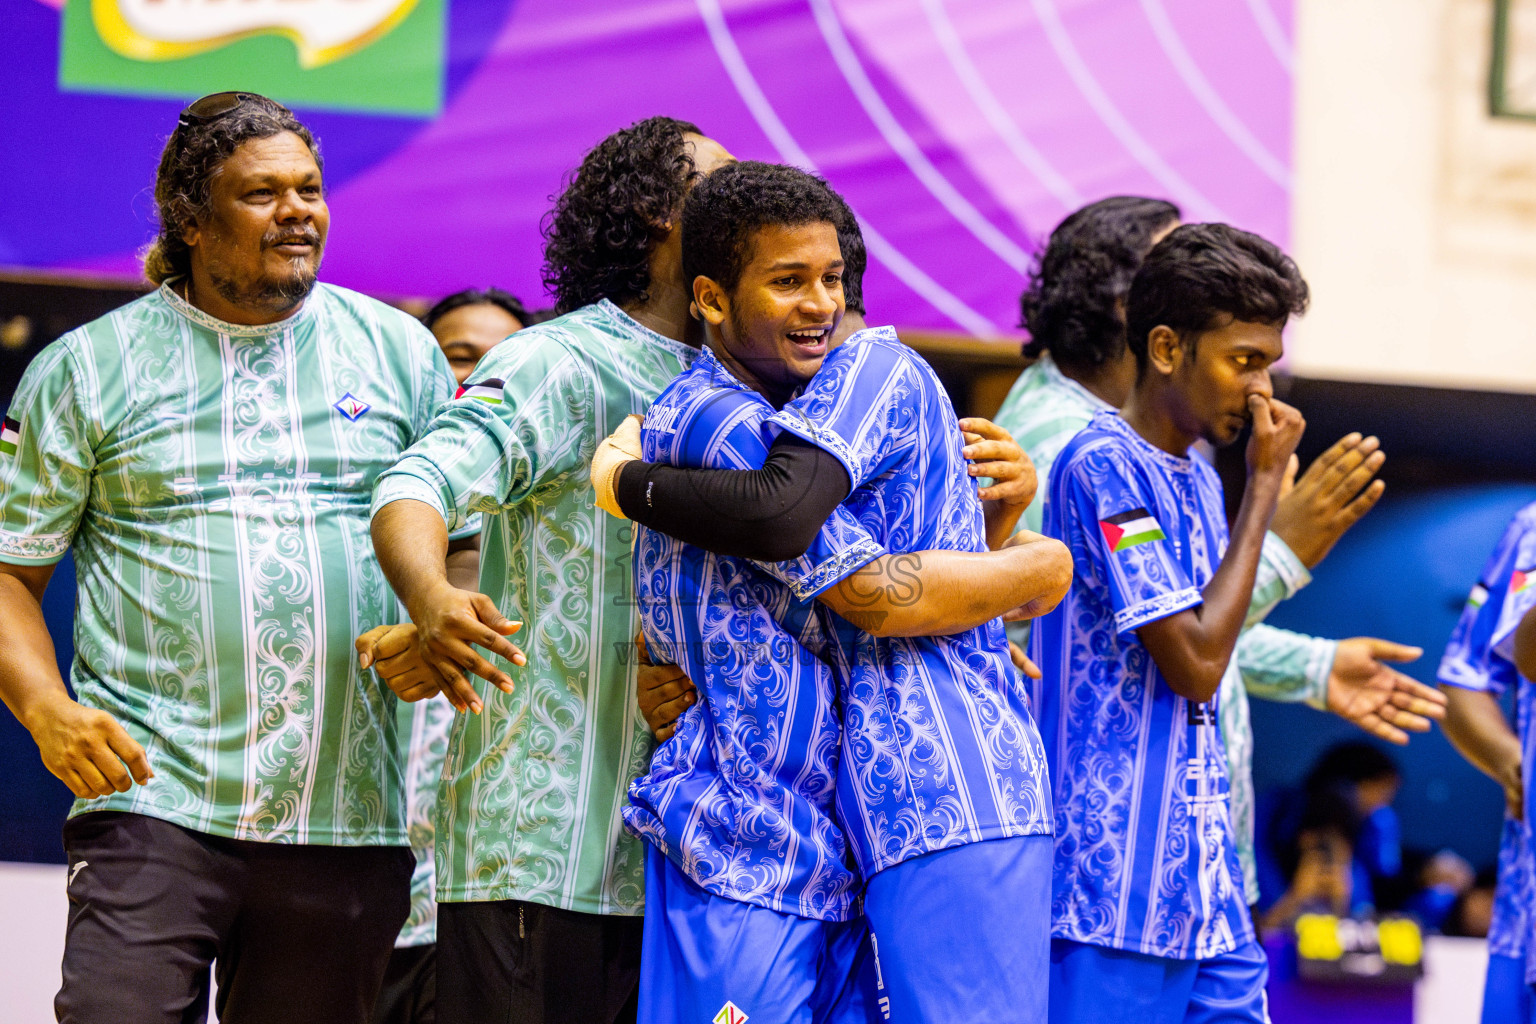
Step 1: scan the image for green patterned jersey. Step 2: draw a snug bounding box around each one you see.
[397,693,453,946]
[0,282,457,845]
[373,299,697,914]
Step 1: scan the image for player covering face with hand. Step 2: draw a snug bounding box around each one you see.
[1032,223,1308,1024]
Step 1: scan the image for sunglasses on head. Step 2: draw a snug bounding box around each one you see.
[176,91,264,129]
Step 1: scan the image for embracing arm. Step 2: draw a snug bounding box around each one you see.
[0,562,152,798]
[818,532,1072,638]
[610,432,851,562]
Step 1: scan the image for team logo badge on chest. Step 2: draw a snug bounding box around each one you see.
[713,1002,748,1024]
[333,393,371,421]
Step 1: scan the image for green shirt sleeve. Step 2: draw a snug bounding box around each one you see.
[1237,622,1335,708]
[0,337,98,565]
[372,333,591,531]
[1247,530,1312,627]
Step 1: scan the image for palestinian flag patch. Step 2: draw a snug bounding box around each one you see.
[454,378,505,405]
[0,415,18,456]
[1513,569,1533,596]
[1100,507,1167,553]
[1468,583,1490,609]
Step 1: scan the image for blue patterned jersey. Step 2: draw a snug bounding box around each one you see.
[1437,503,1536,960]
[624,347,885,921]
[1031,410,1251,960]
[768,327,1054,880]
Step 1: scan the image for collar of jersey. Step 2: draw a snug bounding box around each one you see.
[1098,409,1196,474]
[592,299,699,362]
[160,279,314,339]
[1038,353,1113,413]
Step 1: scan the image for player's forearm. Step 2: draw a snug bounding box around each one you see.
[982,499,1025,552]
[614,436,851,562]
[821,538,1072,638]
[1440,686,1521,784]
[1140,478,1280,702]
[0,569,73,735]
[371,499,453,619]
[446,535,481,592]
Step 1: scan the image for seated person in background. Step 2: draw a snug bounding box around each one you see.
[421,287,529,385]
[1258,789,1357,937]
[1257,741,1474,931]
[1444,866,1500,940]
[1031,223,1305,1024]
[991,195,1445,912]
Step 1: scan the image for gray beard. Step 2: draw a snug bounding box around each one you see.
[208,253,320,315]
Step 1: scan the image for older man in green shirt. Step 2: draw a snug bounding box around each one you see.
[994,196,1447,904]
[0,93,457,1024]
[369,117,733,1024]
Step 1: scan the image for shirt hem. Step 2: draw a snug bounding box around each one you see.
[1259,531,1312,597]
[785,538,887,601]
[432,886,645,917]
[859,818,1053,879]
[65,804,409,847]
[1048,925,1241,962]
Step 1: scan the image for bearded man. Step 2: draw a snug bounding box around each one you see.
[0,92,464,1024]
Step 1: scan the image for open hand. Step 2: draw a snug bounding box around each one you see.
[1270,432,1386,568]
[592,414,644,519]
[1326,637,1446,744]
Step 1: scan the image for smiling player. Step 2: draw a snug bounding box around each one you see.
[595,161,1070,1023]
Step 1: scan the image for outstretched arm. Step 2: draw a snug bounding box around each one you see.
[818,531,1072,638]
[1137,396,1304,703]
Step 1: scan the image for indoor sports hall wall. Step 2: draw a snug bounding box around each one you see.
[4,0,1293,336]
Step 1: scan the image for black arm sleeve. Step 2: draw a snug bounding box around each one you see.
[614,433,852,562]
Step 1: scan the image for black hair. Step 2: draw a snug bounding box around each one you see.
[1279,787,1361,883]
[541,116,703,314]
[681,161,847,294]
[1019,196,1180,368]
[1306,741,1402,792]
[422,288,530,331]
[1125,222,1309,376]
[829,192,867,315]
[144,94,322,285]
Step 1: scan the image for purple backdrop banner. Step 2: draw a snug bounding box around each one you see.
[6,0,1293,335]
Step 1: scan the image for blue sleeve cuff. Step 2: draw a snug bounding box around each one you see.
[1115,586,1202,635]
